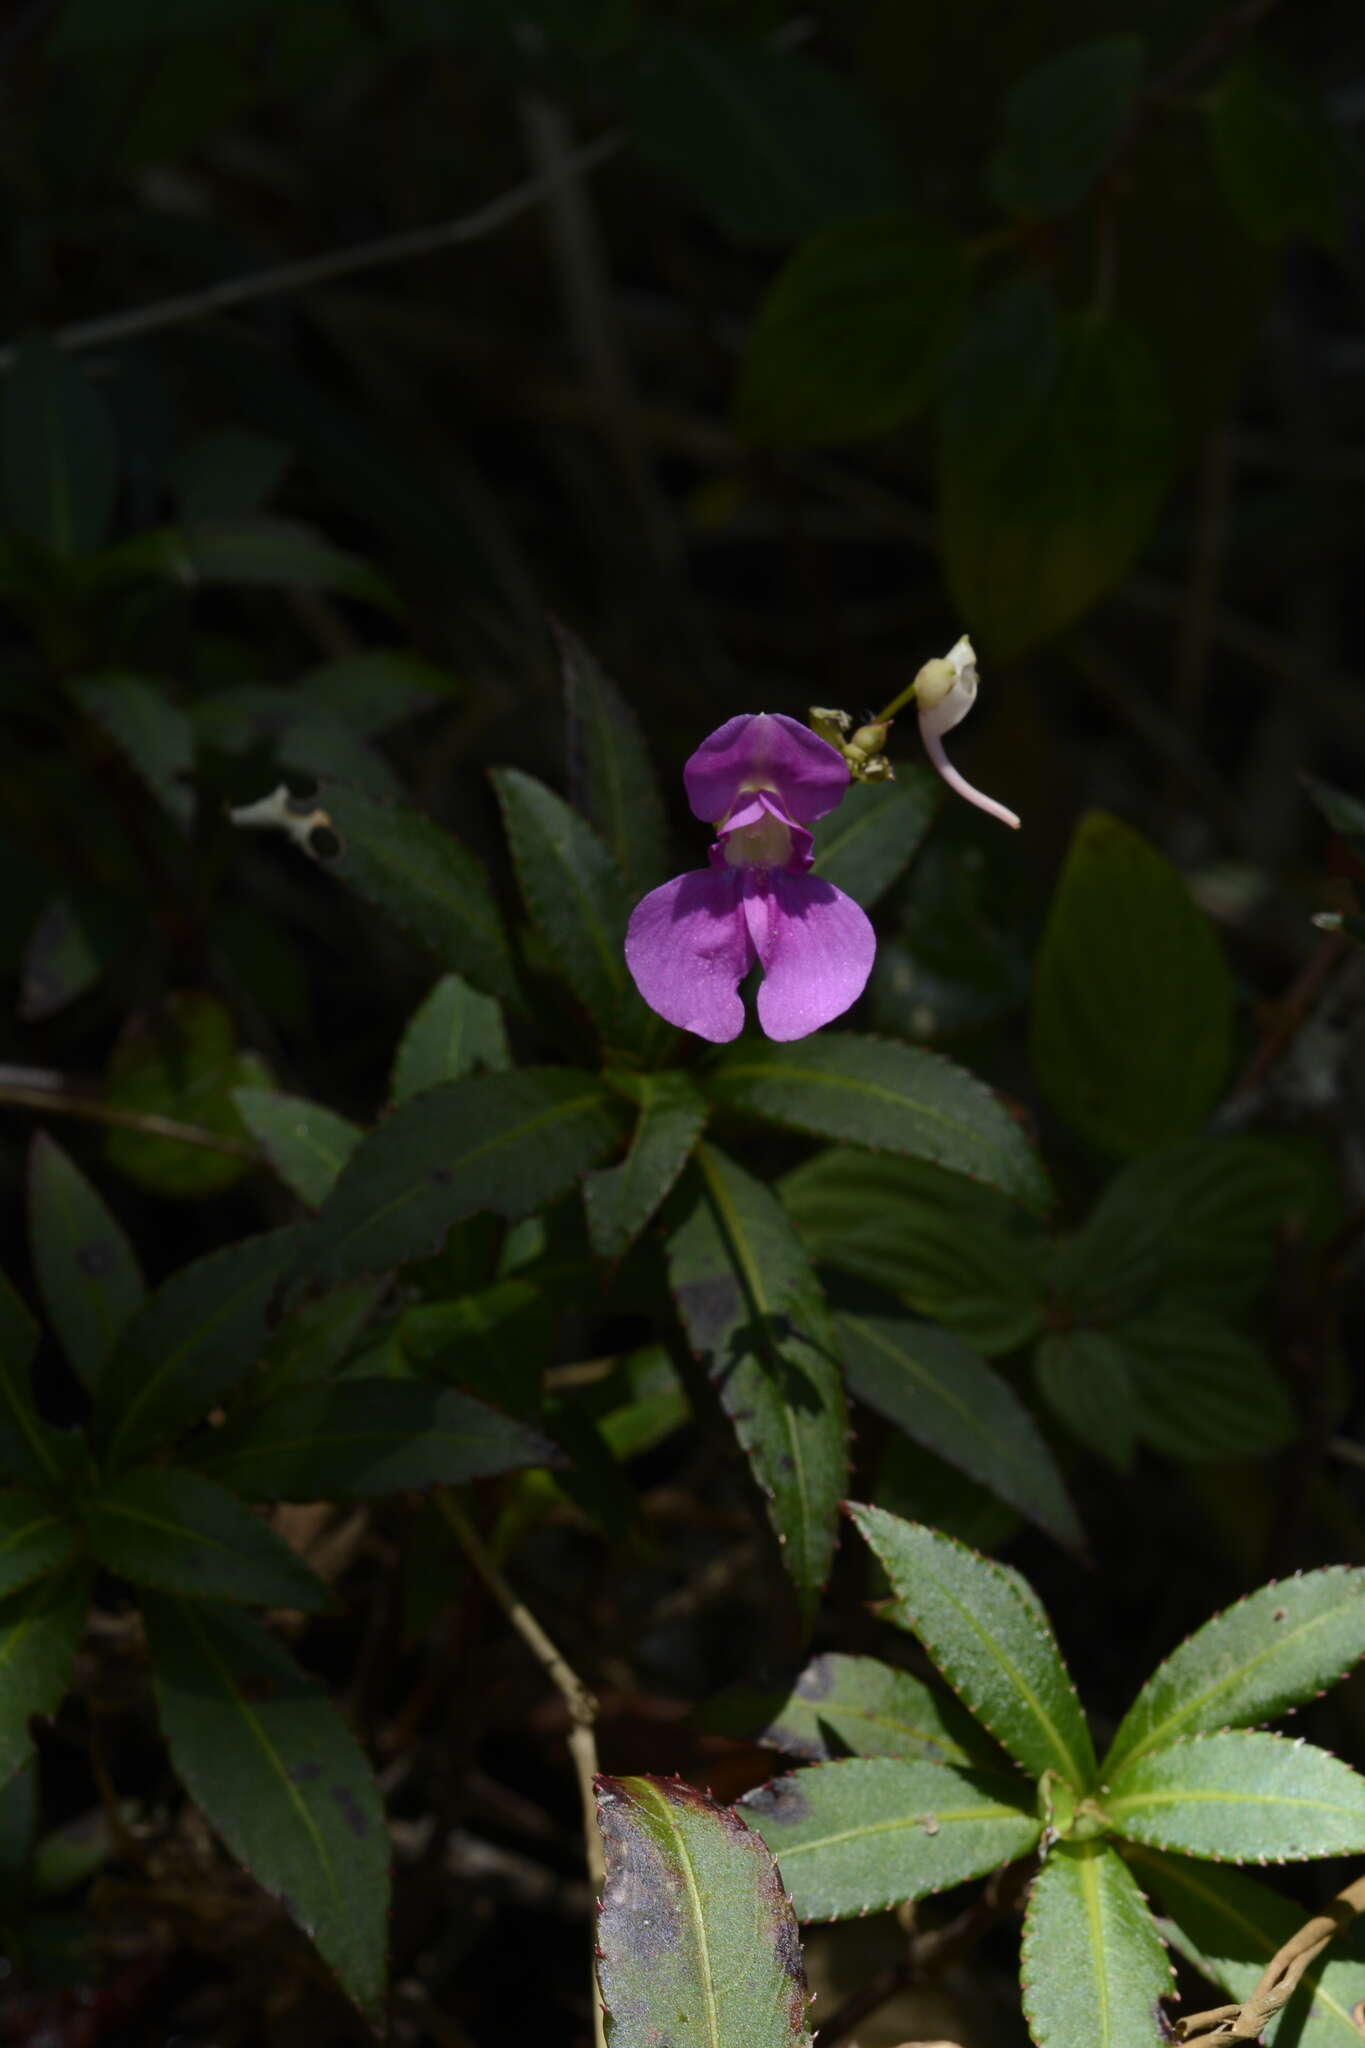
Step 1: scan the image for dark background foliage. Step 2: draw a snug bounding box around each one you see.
[1,1,1364,2044]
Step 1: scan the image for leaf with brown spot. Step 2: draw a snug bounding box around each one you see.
[595,1773,812,2048]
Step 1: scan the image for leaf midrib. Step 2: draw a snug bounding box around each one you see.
[637,1781,722,2048]
[695,1148,814,1594]
[902,1553,1092,1786]
[316,1085,608,1278]
[772,1798,1032,1858]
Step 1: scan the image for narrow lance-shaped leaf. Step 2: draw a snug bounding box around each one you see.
[0,1491,78,1603]
[389,972,510,1104]
[740,1757,1039,1921]
[1020,1841,1172,2048]
[1131,1845,1365,2048]
[707,1034,1051,1211]
[595,1773,811,2048]
[0,1565,93,1786]
[308,785,520,1007]
[83,1468,332,1610]
[1104,1568,1365,1775]
[492,766,638,1040]
[190,1380,559,1501]
[94,1227,304,1470]
[839,1312,1082,1552]
[850,1507,1096,1788]
[702,1651,1007,1769]
[667,1147,848,1629]
[143,1594,389,2022]
[559,623,670,899]
[1105,1730,1365,1862]
[28,1132,145,1390]
[0,1268,65,1495]
[231,1088,362,1210]
[584,1070,708,1262]
[287,1069,623,1296]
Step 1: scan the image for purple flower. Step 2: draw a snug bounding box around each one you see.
[625,712,875,1043]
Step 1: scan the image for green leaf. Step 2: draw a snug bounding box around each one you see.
[1059,1136,1318,1322]
[0,1269,65,1494]
[584,1071,709,1261]
[1106,1731,1365,1861]
[0,1566,92,1786]
[104,991,267,1198]
[84,1467,330,1609]
[627,25,897,246]
[0,1492,78,1602]
[99,518,396,609]
[289,1069,623,1294]
[95,1227,303,1470]
[295,652,459,736]
[231,1088,362,1210]
[559,623,670,900]
[0,1754,36,1905]
[708,1034,1051,1211]
[940,288,1172,660]
[595,1773,811,2046]
[808,772,941,911]
[27,1132,145,1392]
[1132,1847,1365,2048]
[1207,55,1343,251]
[191,1380,557,1500]
[736,212,967,444]
[840,1313,1081,1552]
[667,1147,847,1627]
[312,786,520,1007]
[68,676,195,826]
[143,1594,388,2020]
[1020,1840,1172,2048]
[739,1756,1038,1920]
[492,767,638,1040]
[390,973,510,1104]
[1034,1330,1137,1471]
[987,35,1145,219]
[2,335,116,558]
[1116,1307,1297,1462]
[779,1149,1048,1354]
[703,1652,1006,1771]
[1106,1570,1365,1775]
[1030,812,1234,1156]
[849,1507,1095,1788]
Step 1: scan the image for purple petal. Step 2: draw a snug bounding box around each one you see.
[683,713,849,825]
[624,869,754,1043]
[742,871,875,1041]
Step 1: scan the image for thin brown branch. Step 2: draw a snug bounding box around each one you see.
[1178,1870,1365,2043]
[0,1067,262,1160]
[0,132,621,370]
[436,1491,606,2048]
